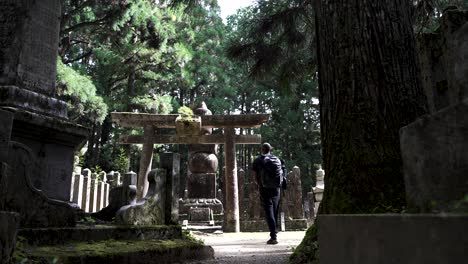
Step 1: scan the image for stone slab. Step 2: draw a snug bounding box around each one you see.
[318,214,468,264]
[400,98,468,211]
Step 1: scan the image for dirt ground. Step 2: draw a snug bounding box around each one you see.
[190,230,306,264]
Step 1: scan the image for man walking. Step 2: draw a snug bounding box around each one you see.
[251,143,285,245]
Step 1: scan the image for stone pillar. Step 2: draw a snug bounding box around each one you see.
[97,180,105,211]
[103,182,110,207]
[238,168,245,220]
[138,125,155,199]
[71,173,84,206]
[224,127,240,232]
[160,153,180,224]
[90,173,99,213]
[81,169,91,212]
[289,166,304,219]
[307,187,316,222]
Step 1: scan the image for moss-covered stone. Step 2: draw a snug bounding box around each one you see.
[19,238,213,264]
[289,224,319,264]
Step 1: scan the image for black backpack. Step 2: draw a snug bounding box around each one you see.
[259,154,283,188]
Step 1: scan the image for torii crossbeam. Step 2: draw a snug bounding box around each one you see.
[111,112,269,232]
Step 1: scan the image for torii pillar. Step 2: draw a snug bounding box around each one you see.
[224,126,239,232]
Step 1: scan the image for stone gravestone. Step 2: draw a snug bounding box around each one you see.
[401,97,468,212]
[0,0,88,227]
[286,166,304,219]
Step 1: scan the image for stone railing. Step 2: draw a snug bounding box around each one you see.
[69,168,123,213]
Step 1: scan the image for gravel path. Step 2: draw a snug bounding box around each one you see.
[191,231,306,264]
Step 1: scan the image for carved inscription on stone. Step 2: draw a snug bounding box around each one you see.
[0,0,60,95]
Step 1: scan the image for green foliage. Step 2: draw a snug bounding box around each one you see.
[177,106,194,117]
[56,58,108,125]
[450,195,468,213]
[414,0,468,33]
[112,148,130,173]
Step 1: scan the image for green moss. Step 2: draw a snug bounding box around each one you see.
[23,238,203,261]
[289,224,319,264]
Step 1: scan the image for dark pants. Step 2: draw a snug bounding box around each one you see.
[260,187,281,240]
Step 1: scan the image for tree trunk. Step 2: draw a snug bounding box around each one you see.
[315,0,428,214]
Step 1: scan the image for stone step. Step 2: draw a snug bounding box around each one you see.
[18,224,182,246]
[19,238,214,264]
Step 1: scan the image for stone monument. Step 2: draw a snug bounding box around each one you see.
[179,102,223,223]
[0,0,88,227]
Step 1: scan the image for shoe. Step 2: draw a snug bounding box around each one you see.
[267,239,278,245]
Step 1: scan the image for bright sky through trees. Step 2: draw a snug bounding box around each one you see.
[218,0,255,21]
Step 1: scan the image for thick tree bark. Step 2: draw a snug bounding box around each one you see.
[316,0,428,214]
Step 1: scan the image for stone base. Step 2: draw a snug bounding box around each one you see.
[179,198,224,215]
[3,142,78,227]
[4,107,89,201]
[0,211,19,264]
[18,224,183,246]
[18,225,214,264]
[189,207,213,222]
[240,219,308,232]
[318,214,468,264]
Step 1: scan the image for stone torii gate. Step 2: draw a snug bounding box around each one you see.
[111,113,269,232]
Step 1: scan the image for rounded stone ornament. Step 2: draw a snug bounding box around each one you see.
[189,153,218,173]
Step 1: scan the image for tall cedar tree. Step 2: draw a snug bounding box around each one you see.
[315,0,429,214]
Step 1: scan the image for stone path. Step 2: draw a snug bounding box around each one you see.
[191,231,306,264]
